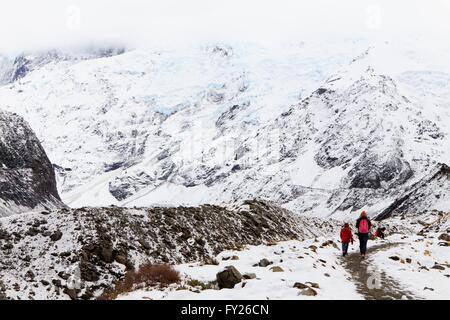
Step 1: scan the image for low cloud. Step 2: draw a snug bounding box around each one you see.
[1,0,449,53]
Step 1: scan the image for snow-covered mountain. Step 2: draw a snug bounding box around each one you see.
[0,41,449,218]
[0,47,125,85]
[0,110,63,216]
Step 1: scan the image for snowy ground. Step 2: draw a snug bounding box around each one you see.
[119,233,450,300]
[119,237,361,300]
[371,234,450,299]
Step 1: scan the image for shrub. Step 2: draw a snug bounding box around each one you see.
[98,263,180,300]
[134,264,180,286]
[187,279,215,290]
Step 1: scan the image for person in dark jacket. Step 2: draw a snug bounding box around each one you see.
[340,223,354,257]
[356,211,372,257]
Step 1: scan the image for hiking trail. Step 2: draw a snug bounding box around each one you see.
[340,242,419,300]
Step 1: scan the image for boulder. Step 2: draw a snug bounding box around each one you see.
[216,266,243,289]
[431,264,445,271]
[269,266,284,272]
[389,256,400,261]
[320,240,337,249]
[243,273,257,280]
[258,258,272,267]
[79,260,100,282]
[64,287,78,300]
[293,282,308,289]
[298,287,317,296]
[50,230,63,241]
[306,282,320,289]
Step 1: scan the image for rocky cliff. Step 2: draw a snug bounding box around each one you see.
[0,110,63,216]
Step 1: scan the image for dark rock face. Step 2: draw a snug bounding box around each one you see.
[0,110,63,216]
[349,155,413,189]
[376,163,450,220]
[11,56,30,82]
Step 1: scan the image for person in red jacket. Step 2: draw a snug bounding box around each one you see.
[340,223,354,257]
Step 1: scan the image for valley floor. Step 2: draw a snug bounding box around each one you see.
[119,234,450,300]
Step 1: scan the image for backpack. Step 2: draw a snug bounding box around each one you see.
[358,219,369,234]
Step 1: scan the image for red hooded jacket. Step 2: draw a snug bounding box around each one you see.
[340,227,354,244]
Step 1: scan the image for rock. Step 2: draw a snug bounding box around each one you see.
[298,287,317,296]
[306,282,320,289]
[258,258,272,267]
[243,273,257,280]
[99,246,114,263]
[320,240,336,248]
[26,227,40,236]
[52,279,62,287]
[431,264,445,271]
[64,287,78,300]
[293,282,309,289]
[25,270,35,281]
[58,271,70,280]
[230,255,239,260]
[138,238,151,250]
[309,245,318,252]
[269,266,284,272]
[0,111,63,216]
[79,260,100,282]
[114,253,129,265]
[216,266,243,289]
[438,233,450,242]
[389,256,400,261]
[40,280,50,286]
[50,230,63,241]
[406,258,412,264]
[80,290,94,300]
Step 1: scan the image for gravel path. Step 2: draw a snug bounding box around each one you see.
[341,242,418,300]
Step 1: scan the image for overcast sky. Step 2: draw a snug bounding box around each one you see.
[1,0,450,53]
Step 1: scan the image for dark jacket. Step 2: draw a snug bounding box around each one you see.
[356,216,372,234]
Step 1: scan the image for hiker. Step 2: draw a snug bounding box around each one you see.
[356,211,372,257]
[340,223,354,257]
[374,227,386,239]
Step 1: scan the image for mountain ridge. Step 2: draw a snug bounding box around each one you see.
[0,42,448,219]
